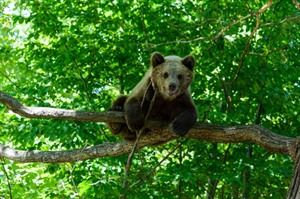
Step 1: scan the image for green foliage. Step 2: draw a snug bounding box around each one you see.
[0,0,299,198]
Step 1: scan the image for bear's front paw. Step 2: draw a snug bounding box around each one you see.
[125,101,145,132]
[170,120,189,136]
[126,115,145,132]
[170,112,197,136]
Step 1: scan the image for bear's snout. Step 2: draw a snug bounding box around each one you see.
[169,84,177,91]
[167,83,178,96]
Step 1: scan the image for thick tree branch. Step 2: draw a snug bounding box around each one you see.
[0,91,298,163]
[0,91,124,123]
[0,123,297,163]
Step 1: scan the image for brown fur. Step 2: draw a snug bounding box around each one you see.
[107,52,197,140]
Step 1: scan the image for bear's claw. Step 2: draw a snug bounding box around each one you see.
[170,121,189,136]
[109,105,124,112]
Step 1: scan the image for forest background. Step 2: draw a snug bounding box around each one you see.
[0,0,299,198]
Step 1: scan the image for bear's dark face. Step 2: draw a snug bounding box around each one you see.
[150,52,195,101]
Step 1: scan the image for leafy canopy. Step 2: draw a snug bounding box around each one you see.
[0,0,299,198]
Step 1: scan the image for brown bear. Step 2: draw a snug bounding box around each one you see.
[107,52,197,140]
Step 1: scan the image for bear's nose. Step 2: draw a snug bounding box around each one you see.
[169,84,177,91]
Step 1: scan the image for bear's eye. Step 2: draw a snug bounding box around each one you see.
[177,74,183,80]
[163,72,168,79]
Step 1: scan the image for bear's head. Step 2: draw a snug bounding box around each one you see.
[150,52,195,101]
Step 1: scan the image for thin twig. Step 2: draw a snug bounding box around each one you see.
[147,37,210,48]
[227,0,273,85]
[261,15,300,26]
[228,14,261,85]
[141,82,152,109]
[213,13,254,42]
[121,85,157,198]
[68,163,80,199]
[1,157,13,199]
[248,47,289,56]
[130,138,188,189]
[121,132,141,194]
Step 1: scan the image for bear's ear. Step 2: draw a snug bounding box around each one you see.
[151,52,165,68]
[182,55,195,70]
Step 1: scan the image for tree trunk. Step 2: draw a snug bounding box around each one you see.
[287,143,300,199]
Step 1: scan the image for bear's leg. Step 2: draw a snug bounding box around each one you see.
[124,97,145,132]
[170,110,197,136]
[107,95,128,135]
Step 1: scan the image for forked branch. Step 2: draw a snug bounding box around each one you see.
[0,91,298,163]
